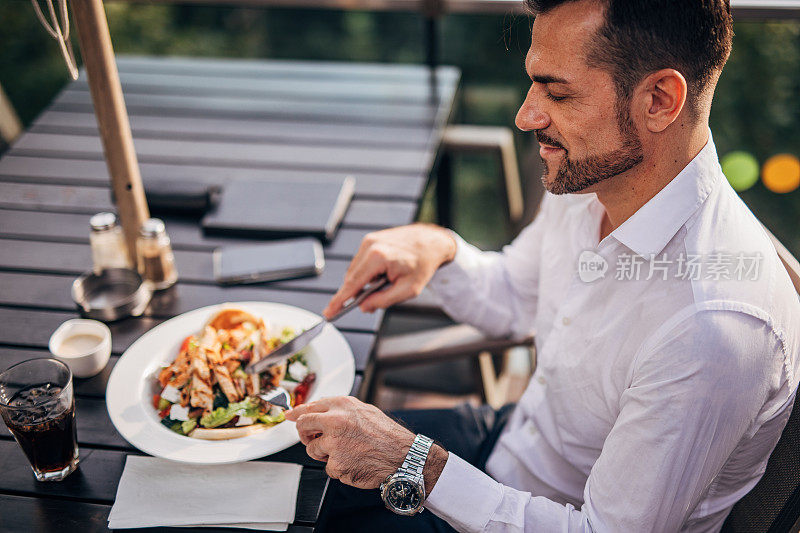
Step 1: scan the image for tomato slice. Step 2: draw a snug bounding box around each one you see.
[293,373,316,406]
[152,394,162,410]
[179,335,194,353]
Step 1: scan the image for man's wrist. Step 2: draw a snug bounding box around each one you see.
[414,223,457,266]
[431,226,457,266]
[441,230,457,265]
[422,443,448,496]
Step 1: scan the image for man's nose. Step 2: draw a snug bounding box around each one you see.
[515,90,550,132]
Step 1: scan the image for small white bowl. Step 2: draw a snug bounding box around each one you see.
[48,319,112,378]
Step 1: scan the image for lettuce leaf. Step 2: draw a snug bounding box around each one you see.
[200,397,260,428]
[181,418,197,434]
[258,410,285,425]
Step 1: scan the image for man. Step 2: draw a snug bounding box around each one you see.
[285,0,800,531]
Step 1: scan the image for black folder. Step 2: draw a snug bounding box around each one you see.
[201,176,355,242]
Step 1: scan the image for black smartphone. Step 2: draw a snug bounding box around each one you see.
[212,238,325,285]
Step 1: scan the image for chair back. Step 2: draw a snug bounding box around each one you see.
[722,228,800,533]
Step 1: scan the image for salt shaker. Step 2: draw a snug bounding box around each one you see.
[136,218,178,290]
[89,212,132,273]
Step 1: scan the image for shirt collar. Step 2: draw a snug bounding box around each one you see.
[599,131,723,258]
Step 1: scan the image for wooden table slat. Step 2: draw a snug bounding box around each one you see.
[0,268,383,333]
[0,494,316,533]
[51,90,442,129]
[0,209,373,260]
[70,70,456,104]
[0,182,417,228]
[32,110,435,149]
[11,131,433,176]
[0,347,115,398]
[0,440,326,524]
[0,494,112,533]
[0,155,428,201]
[0,306,377,364]
[113,55,460,84]
[0,237,354,292]
[0,398,130,450]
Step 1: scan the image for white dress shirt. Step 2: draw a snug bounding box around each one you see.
[424,134,800,532]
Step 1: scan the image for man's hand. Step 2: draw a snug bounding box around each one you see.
[285,396,448,493]
[323,224,457,318]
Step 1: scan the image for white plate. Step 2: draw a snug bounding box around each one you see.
[106,301,355,464]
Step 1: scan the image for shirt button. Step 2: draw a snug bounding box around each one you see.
[537,376,546,385]
[528,425,538,436]
[562,317,571,326]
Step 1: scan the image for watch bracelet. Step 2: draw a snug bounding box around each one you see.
[399,434,434,482]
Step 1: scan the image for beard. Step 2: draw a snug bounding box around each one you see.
[536,110,644,195]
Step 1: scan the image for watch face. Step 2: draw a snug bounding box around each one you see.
[385,479,422,513]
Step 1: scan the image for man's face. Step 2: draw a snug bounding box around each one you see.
[516,1,643,194]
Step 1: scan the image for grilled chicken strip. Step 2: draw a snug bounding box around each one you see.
[192,349,211,381]
[213,364,241,402]
[246,374,260,396]
[267,362,287,388]
[190,375,214,412]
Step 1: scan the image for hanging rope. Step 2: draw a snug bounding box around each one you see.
[31,0,79,80]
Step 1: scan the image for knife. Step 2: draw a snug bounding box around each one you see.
[244,275,390,374]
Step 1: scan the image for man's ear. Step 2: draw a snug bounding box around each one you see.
[638,69,687,133]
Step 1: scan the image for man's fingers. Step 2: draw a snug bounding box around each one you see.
[324,258,387,318]
[285,398,335,421]
[299,430,323,446]
[324,270,375,318]
[295,413,326,445]
[306,435,330,462]
[325,458,344,481]
[359,279,418,312]
[323,245,374,317]
[323,289,352,320]
[324,264,369,317]
[295,412,325,434]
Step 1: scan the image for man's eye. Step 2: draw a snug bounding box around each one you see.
[546,93,567,102]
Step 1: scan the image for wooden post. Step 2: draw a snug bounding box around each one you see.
[0,83,23,148]
[69,0,149,265]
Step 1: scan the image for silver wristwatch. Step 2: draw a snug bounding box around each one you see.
[380,433,434,516]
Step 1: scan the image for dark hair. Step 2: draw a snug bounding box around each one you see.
[526,0,733,116]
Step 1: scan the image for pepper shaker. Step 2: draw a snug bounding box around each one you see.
[136,218,178,290]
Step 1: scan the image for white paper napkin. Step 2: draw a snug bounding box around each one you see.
[108,456,303,531]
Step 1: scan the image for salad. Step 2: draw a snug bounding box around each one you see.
[153,308,315,440]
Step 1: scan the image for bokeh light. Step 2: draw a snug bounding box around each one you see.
[762,154,800,194]
[721,151,760,192]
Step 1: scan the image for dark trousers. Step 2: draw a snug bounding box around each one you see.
[317,403,515,533]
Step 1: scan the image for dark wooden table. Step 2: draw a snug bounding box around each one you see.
[0,55,459,532]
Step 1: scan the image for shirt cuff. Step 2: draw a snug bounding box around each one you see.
[425,452,504,532]
[428,232,483,299]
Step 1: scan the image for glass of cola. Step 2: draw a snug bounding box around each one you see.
[0,358,79,481]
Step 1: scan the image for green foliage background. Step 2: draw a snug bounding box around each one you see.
[1,3,798,251]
